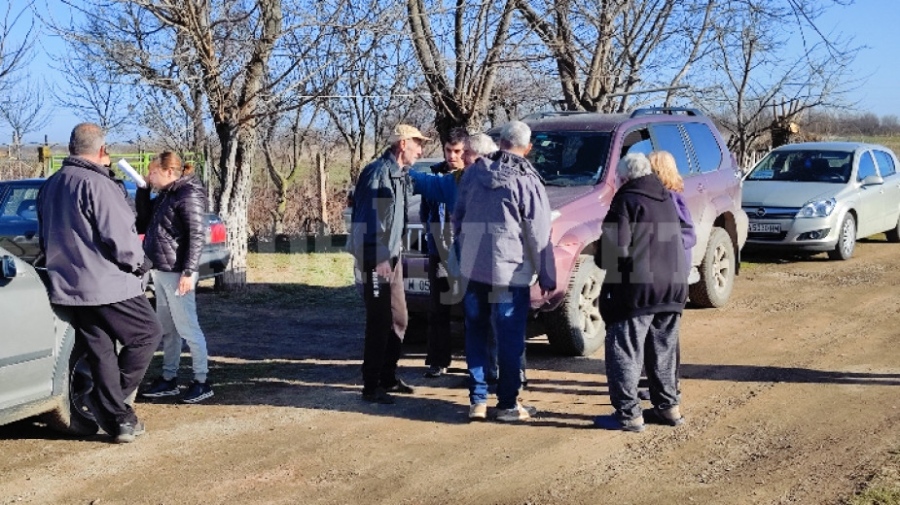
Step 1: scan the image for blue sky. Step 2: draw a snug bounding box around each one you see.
[2,1,898,145]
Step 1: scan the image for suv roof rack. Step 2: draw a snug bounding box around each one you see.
[521,110,593,120]
[630,107,703,118]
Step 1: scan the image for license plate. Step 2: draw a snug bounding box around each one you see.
[405,277,430,294]
[749,222,781,233]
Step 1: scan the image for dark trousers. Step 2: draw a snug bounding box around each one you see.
[361,260,408,392]
[66,295,163,426]
[605,313,681,420]
[425,256,453,369]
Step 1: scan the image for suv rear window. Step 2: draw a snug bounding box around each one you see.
[528,132,611,187]
[684,123,723,173]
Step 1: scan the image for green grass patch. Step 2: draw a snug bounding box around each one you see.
[247,252,354,287]
[847,449,900,505]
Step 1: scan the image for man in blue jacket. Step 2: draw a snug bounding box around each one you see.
[348,124,430,404]
[37,123,162,443]
[453,121,556,422]
[593,152,689,432]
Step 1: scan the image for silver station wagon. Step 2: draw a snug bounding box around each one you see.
[743,142,900,259]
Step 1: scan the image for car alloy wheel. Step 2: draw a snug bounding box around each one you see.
[828,213,856,260]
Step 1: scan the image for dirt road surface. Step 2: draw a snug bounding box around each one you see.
[2,240,899,505]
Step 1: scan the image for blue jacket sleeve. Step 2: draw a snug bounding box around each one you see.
[409,170,457,205]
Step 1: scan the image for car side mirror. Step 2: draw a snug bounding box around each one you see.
[861,174,884,186]
[1,255,17,279]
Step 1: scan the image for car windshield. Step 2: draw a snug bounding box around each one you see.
[528,132,611,187]
[747,150,853,183]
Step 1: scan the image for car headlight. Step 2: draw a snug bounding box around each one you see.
[796,198,836,218]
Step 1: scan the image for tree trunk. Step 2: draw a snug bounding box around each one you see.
[215,123,255,287]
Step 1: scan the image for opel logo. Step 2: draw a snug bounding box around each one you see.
[756,208,766,217]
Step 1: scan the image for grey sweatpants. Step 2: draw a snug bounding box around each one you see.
[605,312,681,421]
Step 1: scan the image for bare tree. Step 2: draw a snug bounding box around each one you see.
[692,0,858,165]
[259,106,320,237]
[516,0,716,112]
[0,1,34,94]
[320,0,425,182]
[406,0,519,140]
[48,46,134,135]
[0,78,53,158]
[52,0,340,286]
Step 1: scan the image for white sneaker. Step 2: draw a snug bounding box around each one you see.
[468,403,487,421]
[495,403,537,422]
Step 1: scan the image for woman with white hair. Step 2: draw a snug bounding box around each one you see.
[593,152,689,432]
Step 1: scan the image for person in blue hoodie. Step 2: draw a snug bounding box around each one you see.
[593,152,689,433]
[453,121,556,422]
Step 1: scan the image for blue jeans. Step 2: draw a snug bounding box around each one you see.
[463,280,529,409]
[152,271,209,383]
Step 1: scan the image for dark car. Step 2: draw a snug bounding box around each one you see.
[0,178,230,279]
[402,107,748,356]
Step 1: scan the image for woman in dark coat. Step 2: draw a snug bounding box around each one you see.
[136,152,214,403]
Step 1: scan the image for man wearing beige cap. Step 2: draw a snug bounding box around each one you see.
[348,123,430,403]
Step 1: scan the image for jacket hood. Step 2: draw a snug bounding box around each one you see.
[475,150,537,189]
[619,174,669,202]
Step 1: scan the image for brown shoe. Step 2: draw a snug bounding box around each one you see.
[651,406,684,426]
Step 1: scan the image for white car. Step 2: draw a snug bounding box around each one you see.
[743,142,900,259]
[0,246,98,434]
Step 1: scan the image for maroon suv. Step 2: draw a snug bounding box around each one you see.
[403,107,748,356]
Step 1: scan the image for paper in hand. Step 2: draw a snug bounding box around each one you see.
[117,159,147,188]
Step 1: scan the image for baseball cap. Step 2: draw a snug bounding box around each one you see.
[388,124,431,143]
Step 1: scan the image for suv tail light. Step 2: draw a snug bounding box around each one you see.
[208,222,227,244]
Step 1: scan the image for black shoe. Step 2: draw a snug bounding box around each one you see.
[384,378,415,394]
[182,381,214,404]
[423,366,447,378]
[114,420,145,443]
[140,377,179,398]
[362,387,395,404]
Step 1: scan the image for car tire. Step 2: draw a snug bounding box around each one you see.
[884,215,900,243]
[828,213,856,260]
[544,255,605,356]
[41,331,100,436]
[688,227,736,308]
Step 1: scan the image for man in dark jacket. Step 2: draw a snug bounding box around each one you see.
[419,127,468,378]
[348,123,430,404]
[593,152,689,432]
[37,123,162,443]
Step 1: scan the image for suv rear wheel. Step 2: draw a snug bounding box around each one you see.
[545,255,605,356]
[689,227,735,308]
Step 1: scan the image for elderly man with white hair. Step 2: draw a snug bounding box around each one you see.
[593,152,689,432]
[453,120,556,422]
